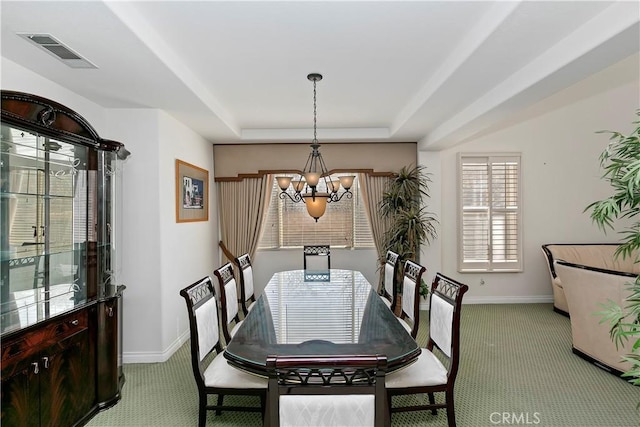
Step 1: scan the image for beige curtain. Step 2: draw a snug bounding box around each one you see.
[217,174,272,264]
[359,173,392,292]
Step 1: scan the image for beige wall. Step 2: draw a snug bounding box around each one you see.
[213,142,417,178]
[422,69,639,304]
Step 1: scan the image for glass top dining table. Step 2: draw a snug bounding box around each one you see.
[224,269,421,376]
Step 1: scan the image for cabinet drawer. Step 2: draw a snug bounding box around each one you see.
[1,308,89,370]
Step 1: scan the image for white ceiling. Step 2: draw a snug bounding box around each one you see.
[1,1,638,150]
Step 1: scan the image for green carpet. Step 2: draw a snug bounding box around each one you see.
[87,304,640,426]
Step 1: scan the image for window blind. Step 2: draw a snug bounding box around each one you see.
[258,174,374,249]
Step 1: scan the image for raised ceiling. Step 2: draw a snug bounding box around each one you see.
[1,1,638,150]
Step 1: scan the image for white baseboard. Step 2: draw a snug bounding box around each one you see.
[419,295,553,310]
[123,330,190,364]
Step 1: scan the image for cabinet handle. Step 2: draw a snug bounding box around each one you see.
[42,356,49,369]
[106,307,114,317]
[31,362,39,374]
[70,319,79,326]
[32,226,37,237]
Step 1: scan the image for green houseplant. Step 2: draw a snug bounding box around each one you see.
[586,111,640,387]
[379,165,438,300]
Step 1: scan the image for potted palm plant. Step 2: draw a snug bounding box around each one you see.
[586,111,640,387]
[379,165,438,305]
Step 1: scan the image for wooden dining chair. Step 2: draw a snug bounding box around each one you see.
[380,250,400,311]
[213,262,243,344]
[179,276,266,426]
[303,244,331,270]
[233,253,257,317]
[386,272,469,427]
[266,354,389,427]
[396,260,426,339]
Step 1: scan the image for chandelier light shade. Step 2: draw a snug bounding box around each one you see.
[276,73,355,222]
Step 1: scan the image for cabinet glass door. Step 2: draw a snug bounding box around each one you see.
[1,124,90,332]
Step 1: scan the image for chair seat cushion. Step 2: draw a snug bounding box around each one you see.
[231,320,243,337]
[203,351,267,389]
[386,349,447,388]
[380,295,392,308]
[397,317,412,335]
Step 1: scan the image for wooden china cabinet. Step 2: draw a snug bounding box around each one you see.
[0,91,129,426]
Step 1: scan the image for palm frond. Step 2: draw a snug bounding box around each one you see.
[587,110,640,388]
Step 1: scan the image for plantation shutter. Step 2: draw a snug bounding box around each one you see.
[458,154,522,272]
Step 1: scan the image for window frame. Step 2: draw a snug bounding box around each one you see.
[457,152,523,273]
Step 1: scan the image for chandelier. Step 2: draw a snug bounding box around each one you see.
[276,73,354,222]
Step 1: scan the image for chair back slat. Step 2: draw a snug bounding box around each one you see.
[303,245,331,270]
[225,279,239,324]
[429,273,469,368]
[196,298,220,361]
[267,354,388,427]
[243,266,254,301]
[235,253,254,301]
[429,293,453,358]
[383,251,399,304]
[179,277,221,377]
[384,263,395,297]
[399,260,426,339]
[214,262,241,343]
[401,275,417,321]
[234,253,257,316]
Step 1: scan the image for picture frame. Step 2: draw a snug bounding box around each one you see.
[175,159,209,223]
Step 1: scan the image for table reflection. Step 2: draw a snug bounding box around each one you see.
[224,269,420,375]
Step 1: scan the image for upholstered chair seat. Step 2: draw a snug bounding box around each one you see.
[230,321,242,338]
[203,351,267,389]
[386,350,447,388]
[397,318,412,335]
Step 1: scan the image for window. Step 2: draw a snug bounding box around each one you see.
[259,174,374,249]
[458,154,522,272]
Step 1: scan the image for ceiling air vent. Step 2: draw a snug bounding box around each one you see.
[18,33,97,69]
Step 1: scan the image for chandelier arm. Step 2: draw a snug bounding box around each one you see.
[322,174,332,192]
[279,191,303,203]
[302,150,315,175]
[327,190,353,203]
[316,149,330,176]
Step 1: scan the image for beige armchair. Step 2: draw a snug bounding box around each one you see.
[541,243,640,316]
[554,259,635,375]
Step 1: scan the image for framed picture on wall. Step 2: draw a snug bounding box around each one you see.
[176,159,209,223]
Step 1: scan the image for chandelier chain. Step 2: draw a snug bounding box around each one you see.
[313,78,317,143]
